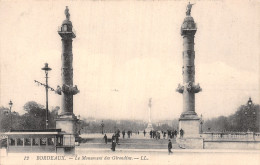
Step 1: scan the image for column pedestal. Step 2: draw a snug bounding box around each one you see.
[177,115,203,149]
[56,115,78,154]
[56,115,78,135]
[176,137,204,149]
[146,122,153,132]
[179,116,200,138]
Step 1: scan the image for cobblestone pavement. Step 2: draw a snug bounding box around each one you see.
[1,134,260,165]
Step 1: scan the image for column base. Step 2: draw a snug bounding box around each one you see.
[176,137,204,149]
[180,111,199,119]
[179,113,200,138]
[56,115,78,135]
[59,112,75,116]
[145,122,153,132]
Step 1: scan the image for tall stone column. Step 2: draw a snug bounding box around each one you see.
[61,38,74,116]
[56,6,79,138]
[146,98,153,132]
[176,3,202,138]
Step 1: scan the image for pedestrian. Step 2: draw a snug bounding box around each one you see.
[167,130,170,138]
[127,131,131,138]
[150,130,152,138]
[104,134,107,144]
[168,139,173,154]
[171,131,174,139]
[153,131,156,138]
[174,130,177,138]
[117,130,121,137]
[180,129,184,138]
[112,133,115,141]
[143,130,146,137]
[122,130,125,139]
[111,139,116,151]
[170,131,173,139]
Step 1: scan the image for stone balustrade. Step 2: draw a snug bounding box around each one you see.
[201,132,260,141]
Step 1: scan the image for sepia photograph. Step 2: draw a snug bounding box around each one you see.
[0,0,259,165]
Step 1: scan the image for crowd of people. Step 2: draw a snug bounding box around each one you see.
[146,130,178,139]
[103,128,185,153]
[141,129,184,140]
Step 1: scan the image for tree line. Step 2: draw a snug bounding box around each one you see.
[0,101,259,133]
[0,101,59,132]
[203,104,260,132]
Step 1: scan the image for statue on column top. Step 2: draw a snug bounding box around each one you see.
[186,2,195,16]
[65,6,70,20]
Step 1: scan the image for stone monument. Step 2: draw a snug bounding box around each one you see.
[176,3,203,148]
[55,6,80,152]
[146,98,153,132]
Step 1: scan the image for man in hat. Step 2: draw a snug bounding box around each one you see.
[180,129,184,139]
[111,139,116,151]
[168,139,173,154]
[111,135,116,152]
[103,134,107,144]
[122,130,125,139]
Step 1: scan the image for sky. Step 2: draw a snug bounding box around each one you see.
[0,0,259,122]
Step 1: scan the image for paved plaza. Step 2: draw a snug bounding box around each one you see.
[79,133,178,149]
[1,133,260,165]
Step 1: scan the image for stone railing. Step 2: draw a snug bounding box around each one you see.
[202,132,260,141]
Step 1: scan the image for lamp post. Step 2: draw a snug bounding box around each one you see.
[9,100,13,131]
[41,63,52,129]
[101,120,104,134]
[244,97,256,132]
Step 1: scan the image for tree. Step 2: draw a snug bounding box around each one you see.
[0,101,60,132]
[0,107,22,131]
[21,101,46,129]
[233,104,259,132]
[49,106,60,129]
[0,107,12,132]
[203,101,260,132]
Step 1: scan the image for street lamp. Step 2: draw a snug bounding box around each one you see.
[9,100,13,130]
[244,97,256,132]
[42,63,52,129]
[101,120,104,134]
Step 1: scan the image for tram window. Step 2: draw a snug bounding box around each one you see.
[25,138,31,146]
[47,138,54,145]
[17,138,23,146]
[32,138,39,146]
[40,138,47,146]
[9,138,15,146]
